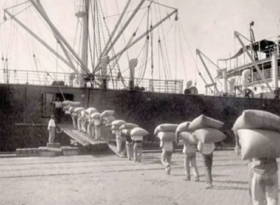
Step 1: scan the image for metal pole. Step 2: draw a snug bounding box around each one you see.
[4,9,78,73]
[100,0,132,58]
[196,49,219,93]
[30,0,90,74]
[94,0,146,71]
[107,9,178,70]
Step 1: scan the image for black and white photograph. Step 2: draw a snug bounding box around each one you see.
[0,0,280,204]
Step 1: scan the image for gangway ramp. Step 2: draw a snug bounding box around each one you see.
[59,124,109,152]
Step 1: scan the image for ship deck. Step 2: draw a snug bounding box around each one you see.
[0,150,272,205]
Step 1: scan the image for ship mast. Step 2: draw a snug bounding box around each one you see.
[76,0,90,86]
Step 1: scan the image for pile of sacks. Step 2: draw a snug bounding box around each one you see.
[233,109,280,160]
[176,114,226,146]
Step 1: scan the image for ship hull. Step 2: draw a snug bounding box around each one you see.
[1,83,279,151]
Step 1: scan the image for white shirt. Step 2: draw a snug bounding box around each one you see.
[197,142,215,155]
[161,141,174,152]
[54,101,62,108]
[183,144,197,154]
[48,119,56,130]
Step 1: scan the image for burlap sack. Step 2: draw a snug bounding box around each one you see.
[189,114,224,131]
[131,127,149,136]
[237,129,280,160]
[175,121,191,138]
[179,131,197,144]
[154,123,178,135]
[101,110,115,118]
[192,128,226,143]
[119,123,138,130]
[233,110,280,133]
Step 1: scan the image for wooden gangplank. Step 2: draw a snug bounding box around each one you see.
[60,124,107,146]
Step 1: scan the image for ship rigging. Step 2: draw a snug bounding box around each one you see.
[1,0,189,94]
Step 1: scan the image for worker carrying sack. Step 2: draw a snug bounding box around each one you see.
[179,131,197,145]
[175,121,191,138]
[156,131,176,141]
[111,120,126,130]
[233,109,280,133]
[189,114,224,131]
[237,129,280,160]
[91,112,101,120]
[101,110,115,118]
[119,123,138,131]
[192,128,226,143]
[85,107,97,115]
[131,127,149,137]
[154,123,178,135]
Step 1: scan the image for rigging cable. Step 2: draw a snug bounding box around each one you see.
[99,1,124,88]
[158,38,167,80]
[103,2,151,83]
[136,4,152,85]
[99,2,117,88]
[135,37,150,85]
[95,0,102,59]
[180,23,204,88]
[88,0,95,71]
[4,0,30,11]
[155,2,172,79]
[177,25,187,80]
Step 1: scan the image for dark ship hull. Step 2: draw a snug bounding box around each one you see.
[1,83,279,151]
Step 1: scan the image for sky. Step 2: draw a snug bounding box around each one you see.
[0,0,280,93]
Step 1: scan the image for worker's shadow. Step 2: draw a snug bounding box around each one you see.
[142,155,162,164]
[204,179,249,191]
[213,185,248,191]
[214,179,248,185]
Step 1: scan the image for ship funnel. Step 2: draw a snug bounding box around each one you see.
[129,58,138,69]
[129,58,138,90]
[100,56,110,89]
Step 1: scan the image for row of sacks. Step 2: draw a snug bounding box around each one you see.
[62,101,115,140]
[110,120,149,161]
[111,120,149,141]
[154,114,226,146]
[233,109,280,160]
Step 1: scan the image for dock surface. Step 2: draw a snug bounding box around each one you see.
[0,150,272,205]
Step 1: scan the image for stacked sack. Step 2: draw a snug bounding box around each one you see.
[62,101,81,114]
[175,121,197,145]
[154,123,178,142]
[233,109,280,160]
[130,127,149,141]
[111,120,126,134]
[120,123,139,135]
[190,115,226,144]
[101,110,115,126]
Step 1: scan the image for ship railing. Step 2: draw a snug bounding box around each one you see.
[0,69,184,94]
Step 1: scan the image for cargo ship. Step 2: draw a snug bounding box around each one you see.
[0,0,279,152]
